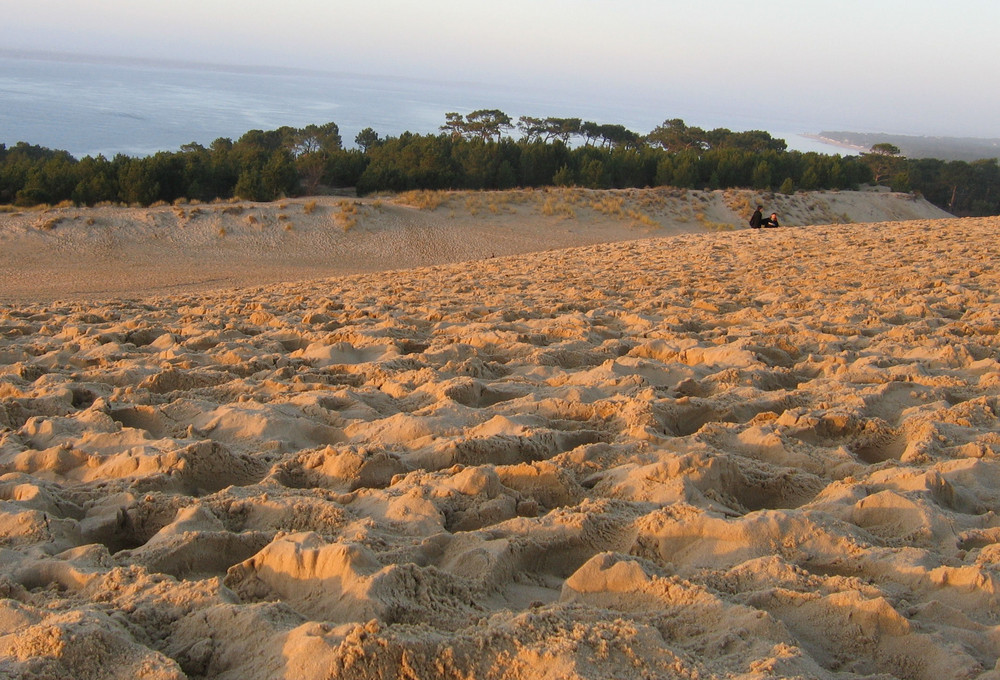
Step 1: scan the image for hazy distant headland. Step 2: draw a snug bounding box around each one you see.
[814,131,1000,162]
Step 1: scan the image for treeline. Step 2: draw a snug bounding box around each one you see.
[1,112,998,216]
[0,122,358,206]
[866,143,1000,216]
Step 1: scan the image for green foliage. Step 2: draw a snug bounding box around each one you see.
[0,116,995,215]
[292,122,342,156]
[355,128,382,152]
[861,143,905,185]
[751,161,773,189]
[517,116,581,144]
[671,154,700,188]
[326,149,369,187]
[442,110,513,142]
[655,157,674,186]
[552,164,575,187]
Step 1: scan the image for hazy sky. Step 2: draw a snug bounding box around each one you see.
[5,0,999,137]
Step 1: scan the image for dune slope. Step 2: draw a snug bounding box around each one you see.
[1,214,999,679]
[0,188,950,302]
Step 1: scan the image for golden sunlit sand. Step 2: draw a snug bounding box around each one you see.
[2,190,999,679]
[0,187,948,302]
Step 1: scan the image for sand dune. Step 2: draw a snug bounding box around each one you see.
[2,194,999,679]
[0,187,949,302]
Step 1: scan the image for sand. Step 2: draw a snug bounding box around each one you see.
[2,188,1000,679]
[0,187,948,302]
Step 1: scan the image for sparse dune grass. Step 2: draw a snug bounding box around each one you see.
[636,189,668,211]
[590,195,626,216]
[625,209,659,229]
[37,216,63,231]
[335,199,359,231]
[538,195,577,219]
[723,190,759,221]
[395,190,448,211]
[702,220,735,231]
[457,191,518,217]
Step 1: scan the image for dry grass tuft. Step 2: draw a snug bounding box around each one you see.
[722,190,758,221]
[625,209,659,228]
[538,196,576,219]
[702,221,736,231]
[590,195,626,216]
[396,190,447,211]
[334,200,359,231]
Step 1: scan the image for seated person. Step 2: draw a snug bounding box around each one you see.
[764,212,780,228]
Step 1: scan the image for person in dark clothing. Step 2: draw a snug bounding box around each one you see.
[764,212,780,228]
[749,206,764,229]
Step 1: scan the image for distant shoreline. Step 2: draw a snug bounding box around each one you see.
[801,133,869,153]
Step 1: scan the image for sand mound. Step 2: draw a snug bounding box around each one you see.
[1,214,999,679]
[0,188,950,302]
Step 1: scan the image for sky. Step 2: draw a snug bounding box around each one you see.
[4,0,999,138]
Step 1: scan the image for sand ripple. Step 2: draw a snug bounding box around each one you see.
[1,217,1000,679]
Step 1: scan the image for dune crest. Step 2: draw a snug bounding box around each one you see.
[1,215,999,679]
[0,188,949,302]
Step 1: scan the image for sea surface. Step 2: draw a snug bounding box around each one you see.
[1,50,847,159]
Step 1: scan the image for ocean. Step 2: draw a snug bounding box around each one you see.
[1,50,848,159]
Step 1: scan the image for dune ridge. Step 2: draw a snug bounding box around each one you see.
[0,188,949,302]
[1,212,999,679]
